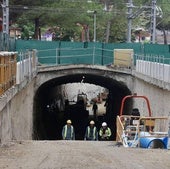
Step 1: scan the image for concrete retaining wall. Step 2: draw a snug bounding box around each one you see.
[0,79,36,143]
[1,67,170,143]
[133,78,170,117]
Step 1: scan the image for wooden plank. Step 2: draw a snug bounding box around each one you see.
[114,49,134,68]
[0,55,5,95]
[0,52,17,95]
[145,119,155,126]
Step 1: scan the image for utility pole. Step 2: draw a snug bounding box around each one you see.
[150,0,157,44]
[2,0,9,50]
[127,0,133,43]
[93,11,97,42]
[127,0,157,44]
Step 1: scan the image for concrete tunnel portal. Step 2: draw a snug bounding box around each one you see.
[33,73,132,140]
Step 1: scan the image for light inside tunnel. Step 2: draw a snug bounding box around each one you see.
[33,74,132,140]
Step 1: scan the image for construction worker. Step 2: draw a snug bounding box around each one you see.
[92,102,98,121]
[99,122,111,141]
[84,120,98,141]
[62,120,75,140]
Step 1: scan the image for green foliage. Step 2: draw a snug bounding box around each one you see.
[157,0,170,29]
[7,0,170,43]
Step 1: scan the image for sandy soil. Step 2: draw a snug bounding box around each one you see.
[0,141,170,169]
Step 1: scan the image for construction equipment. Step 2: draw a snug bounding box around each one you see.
[116,94,169,149]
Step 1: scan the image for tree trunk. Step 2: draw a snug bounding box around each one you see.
[105,21,111,43]
[34,18,40,40]
[162,28,167,44]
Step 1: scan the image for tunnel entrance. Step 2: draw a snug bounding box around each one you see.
[33,74,132,140]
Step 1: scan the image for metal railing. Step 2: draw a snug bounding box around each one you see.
[116,115,169,148]
[16,50,37,84]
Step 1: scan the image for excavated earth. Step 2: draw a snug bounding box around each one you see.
[0,141,170,169]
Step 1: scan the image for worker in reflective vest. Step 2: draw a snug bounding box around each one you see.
[62,120,75,140]
[84,120,98,141]
[99,122,111,141]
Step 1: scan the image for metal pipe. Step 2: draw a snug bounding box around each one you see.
[119,94,152,117]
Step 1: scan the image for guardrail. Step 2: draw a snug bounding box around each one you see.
[16,50,37,84]
[135,54,170,86]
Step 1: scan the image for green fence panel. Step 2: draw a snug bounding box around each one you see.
[102,43,114,65]
[14,40,170,65]
[0,32,15,51]
[88,42,103,65]
[59,41,91,64]
[58,42,103,65]
[144,44,170,57]
[16,40,60,64]
[142,44,170,64]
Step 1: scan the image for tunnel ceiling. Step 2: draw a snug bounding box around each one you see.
[38,73,128,92]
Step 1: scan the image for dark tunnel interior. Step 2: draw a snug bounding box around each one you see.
[33,73,132,140]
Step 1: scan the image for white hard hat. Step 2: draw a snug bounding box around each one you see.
[102,122,107,127]
[90,120,95,125]
[67,120,72,124]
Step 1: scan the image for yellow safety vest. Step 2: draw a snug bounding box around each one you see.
[63,125,74,140]
[87,126,97,139]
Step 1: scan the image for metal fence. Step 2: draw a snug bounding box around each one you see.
[16,50,37,85]
[15,40,170,65]
[0,32,16,51]
[36,47,114,66]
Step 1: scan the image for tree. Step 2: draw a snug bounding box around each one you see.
[156,0,170,44]
[9,0,111,41]
[7,0,169,43]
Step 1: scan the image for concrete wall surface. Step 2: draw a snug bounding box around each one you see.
[1,66,170,143]
[134,78,170,117]
[0,79,36,143]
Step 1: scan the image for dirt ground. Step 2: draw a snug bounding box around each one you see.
[0,141,170,169]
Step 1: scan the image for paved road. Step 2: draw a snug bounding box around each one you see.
[0,141,170,169]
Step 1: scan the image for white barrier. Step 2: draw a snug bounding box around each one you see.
[136,60,170,83]
[16,51,37,84]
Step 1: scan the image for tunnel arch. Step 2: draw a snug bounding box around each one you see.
[33,66,133,140]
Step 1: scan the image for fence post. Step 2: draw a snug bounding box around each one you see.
[57,41,61,65]
[101,42,104,65]
[92,45,95,65]
[56,48,58,65]
[28,50,32,79]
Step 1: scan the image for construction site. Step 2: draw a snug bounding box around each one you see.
[0,92,170,169]
[0,1,170,168]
